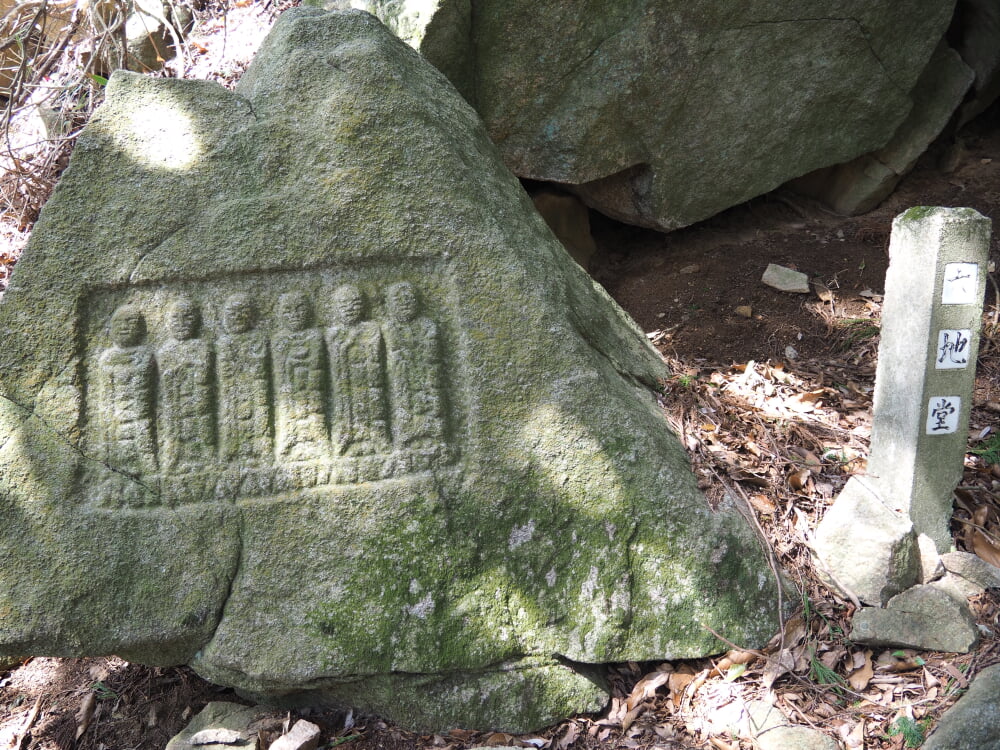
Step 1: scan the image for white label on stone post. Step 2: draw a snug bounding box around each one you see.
[926,396,961,435]
[935,329,972,369]
[941,262,979,304]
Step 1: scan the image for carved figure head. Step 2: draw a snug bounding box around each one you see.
[110,304,146,347]
[386,282,418,322]
[332,284,364,325]
[223,293,256,334]
[167,298,200,340]
[278,291,312,331]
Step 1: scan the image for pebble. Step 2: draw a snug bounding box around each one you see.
[735,305,752,318]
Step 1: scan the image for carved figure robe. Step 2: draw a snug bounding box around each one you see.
[97,344,157,477]
[158,338,215,472]
[272,328,327,461]
[384,316,444,448]
[218,330,272,462]
[326,321,389,455]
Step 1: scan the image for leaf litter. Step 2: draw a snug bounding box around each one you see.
[1,2,1000,750]
[5,295,998,750]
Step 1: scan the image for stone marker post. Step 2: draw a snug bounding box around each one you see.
[868,207,991,550]
[815,206,991,605]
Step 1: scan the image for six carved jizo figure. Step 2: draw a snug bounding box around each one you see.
[94,282,447,496]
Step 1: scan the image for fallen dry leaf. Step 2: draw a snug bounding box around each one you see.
[848,650,874,691]
[971,529,1000,568]
[554,722,579,750]
[620,704,645,732]
[876,649,924,673]
[787,468,811,491]
[482,732,516,746]
[75,693,97,741]
[923,667,940,689]
[819,645,846,670]
[712,649,758,676]
[762,649,796,690]
[749,493,776,514]
[625,670,671,711]
[940,662,970,689]
[788,445,823,468]
[786,390,825,413]
[667,671,696,707]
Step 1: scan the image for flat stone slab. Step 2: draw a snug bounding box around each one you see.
[850,584,979,653]
[761,264,810,293]
[0,8,782,733]
[941,550,1000,588]
[165,702,267,750]
[756,726,840,750]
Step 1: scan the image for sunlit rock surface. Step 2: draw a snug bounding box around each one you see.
[0,9,782,731]
[348,0,955,230]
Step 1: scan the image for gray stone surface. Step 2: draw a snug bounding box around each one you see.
[761,264,810,294]
[745,700,789,735]
[850,584,979,653]
[0,8,782,732]
[756,726,841,750]
[866,207,991,551]
[942,550,1000,588]
[919,533,946,583]
[932,572,982,602]
[165,702,264,750]
[791,44,973,215]
[344,0,954,231]
[269,720,321,750]
[934,551,1000,600]
[924,663,1000,750]
[813,476,920,606]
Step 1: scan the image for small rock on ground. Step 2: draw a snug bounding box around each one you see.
[762,263,810,293]
[270,719,321,750]
[165,701,271,750]
[851,584,979,653]
[756,725,842,750]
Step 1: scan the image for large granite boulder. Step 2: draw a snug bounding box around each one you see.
[345,0,956,231]
[790,44,973,215]
[0,9,782,731]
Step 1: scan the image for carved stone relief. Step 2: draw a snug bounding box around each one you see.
[80,270,456,508]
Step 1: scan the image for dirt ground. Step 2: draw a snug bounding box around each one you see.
[2,8,1000,749]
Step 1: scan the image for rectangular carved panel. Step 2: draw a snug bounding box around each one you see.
[77,263,462,508]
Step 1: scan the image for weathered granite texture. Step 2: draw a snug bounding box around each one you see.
[813,476,920,606]
[924,663,1000,749]
[790,44,973,215]
[345,0,955,231]
[0,9,782,732]
[850,584,980,653]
